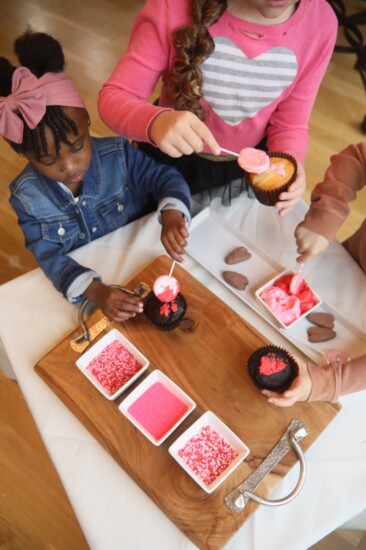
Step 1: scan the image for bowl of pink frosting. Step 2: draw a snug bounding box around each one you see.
[255,270,322,329]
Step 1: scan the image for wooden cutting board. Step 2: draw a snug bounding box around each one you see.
[35,255,341,550]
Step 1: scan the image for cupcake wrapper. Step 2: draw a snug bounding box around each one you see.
[144,292,187,332]
[247,345,299,393]
[248,152,297,207]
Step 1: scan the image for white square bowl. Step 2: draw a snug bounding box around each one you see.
[168,411,250,493]
[75,328,149,400]
[119,370,196,446]
[255,270,322,329]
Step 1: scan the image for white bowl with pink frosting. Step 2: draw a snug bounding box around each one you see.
[255,270,322,329]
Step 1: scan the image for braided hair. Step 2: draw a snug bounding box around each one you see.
[0,29,79,158]
[168,0,227,120]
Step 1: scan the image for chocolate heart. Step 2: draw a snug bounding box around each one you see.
[225,246,251,264]
[307,327,336,343]
[222,271,249,291]
[307,312,335,329]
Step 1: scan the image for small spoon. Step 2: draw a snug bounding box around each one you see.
[220,146,239,157]
[168,259,176,278]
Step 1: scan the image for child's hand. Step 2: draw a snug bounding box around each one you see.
[84,280,143,322]
[161,209,189,263]
[295,224,330,263]
[149,110,221,157]
[262,355,312,407]
[275,161,306,216]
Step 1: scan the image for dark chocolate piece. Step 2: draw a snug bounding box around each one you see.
[225,246,251,265]
[307,326,336,343]
[307,312,335,329]
[222,271,249,291]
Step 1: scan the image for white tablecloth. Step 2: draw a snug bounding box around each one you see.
[1,196,365,549]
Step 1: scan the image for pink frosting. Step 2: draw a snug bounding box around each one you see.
[238,147,270,174]
[259,355,288,375]
[153,275,180,302]
[260,286,302,325]
[260,273,317,326]
[269,162,286,177]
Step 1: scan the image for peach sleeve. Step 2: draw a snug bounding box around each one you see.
[308,354,366,402]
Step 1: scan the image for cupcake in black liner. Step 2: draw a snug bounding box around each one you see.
[144,291,187,331]
[247,345,299,394]
[247,152,297,207]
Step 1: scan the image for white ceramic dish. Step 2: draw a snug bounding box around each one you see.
[75,328,149,400]
[168,411,250,494]
[119,370,196,446]
[255,270,322,329]
[186,209,366,363]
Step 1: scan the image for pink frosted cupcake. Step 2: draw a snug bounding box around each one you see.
[239,148,297,206]
[144,274,186,331]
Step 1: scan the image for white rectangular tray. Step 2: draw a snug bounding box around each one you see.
[186,208,366,363]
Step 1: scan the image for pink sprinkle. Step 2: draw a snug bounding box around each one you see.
[178,426,238,485]
[86,339,143,395]
[128,382,188,440]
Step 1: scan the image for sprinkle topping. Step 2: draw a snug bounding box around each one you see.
[86,339,143,395]
[178,425,238,485]
[127,381,188,440]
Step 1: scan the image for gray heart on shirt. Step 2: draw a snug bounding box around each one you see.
[201,37,298,126]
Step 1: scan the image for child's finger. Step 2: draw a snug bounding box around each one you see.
[162,238,185,262]
[180,226,189,239]
[267,396,297,407]
[296,250,311,263]
[113,295,144,312]
[192,119,221,155]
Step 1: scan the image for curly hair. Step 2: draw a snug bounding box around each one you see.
[169,0,227,120]
[0,29,79,158]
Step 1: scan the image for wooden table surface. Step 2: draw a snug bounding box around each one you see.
[35,255,340,550]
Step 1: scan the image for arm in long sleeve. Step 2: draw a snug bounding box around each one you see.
[122,139,191,218]
[267,15,337,165]
[308,353,366,402]
[98,0,177,142]
[9,194,95,303]
[300,143,366,241]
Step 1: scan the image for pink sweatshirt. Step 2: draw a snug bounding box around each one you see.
[98,0,337,165]
[300,142,366,272]
[308,354,366,402]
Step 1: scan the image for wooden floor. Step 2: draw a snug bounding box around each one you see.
[0,0,365,548]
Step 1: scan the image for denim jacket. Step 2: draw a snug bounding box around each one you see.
[9,137,191,302]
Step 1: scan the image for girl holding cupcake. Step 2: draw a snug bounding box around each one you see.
[98,0,337,215]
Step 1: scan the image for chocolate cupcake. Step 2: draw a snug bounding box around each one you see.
[247,152,297,206]
[144,291,187,331]
[247,345,299,393]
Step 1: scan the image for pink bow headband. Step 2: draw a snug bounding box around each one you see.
[0,66,86,144]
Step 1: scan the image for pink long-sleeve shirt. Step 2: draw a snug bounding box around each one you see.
[98,0,337,165]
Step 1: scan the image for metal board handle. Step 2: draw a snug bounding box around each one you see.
[225,419,308,513]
